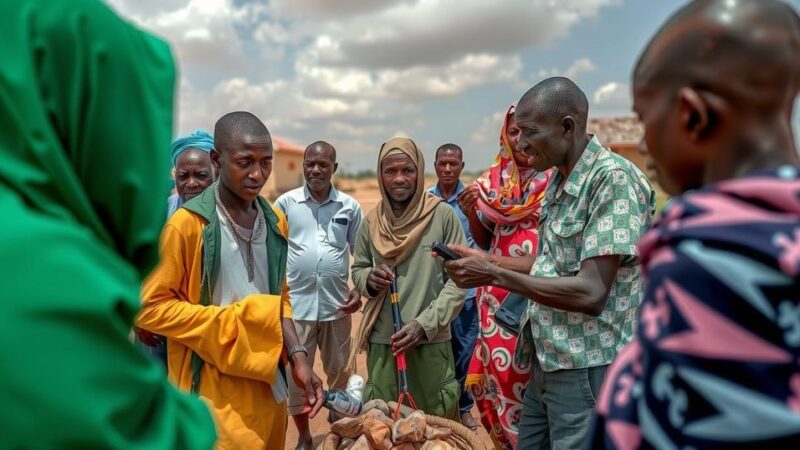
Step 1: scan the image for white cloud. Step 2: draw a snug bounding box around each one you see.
[311,0,619,70]
[105,0,623,169]
[536,58,596,81]
[565,58,597,79]
[106,0,253,72]
[471,111,505,145]
[271,0,413,18]
[296,49,522,100]
[593,82,631,111]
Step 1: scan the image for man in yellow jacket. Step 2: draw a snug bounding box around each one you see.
[138,111,323,449]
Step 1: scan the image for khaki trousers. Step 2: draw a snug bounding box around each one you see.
[287,316,353,415]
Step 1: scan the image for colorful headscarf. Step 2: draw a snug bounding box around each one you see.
[170,130,214,166]
[474,104,551,226]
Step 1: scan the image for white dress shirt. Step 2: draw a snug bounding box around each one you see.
[275,185,364,321]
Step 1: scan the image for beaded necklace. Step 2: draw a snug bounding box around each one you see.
[215,187,265,282]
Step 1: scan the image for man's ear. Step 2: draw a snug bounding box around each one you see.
[562,115,576,138]
[210,149,222,170]
[677,87,711,141]
[333,162,339,174]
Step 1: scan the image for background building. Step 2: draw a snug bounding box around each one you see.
[263,137,305,199]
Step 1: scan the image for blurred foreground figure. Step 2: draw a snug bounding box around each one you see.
[591,0,800,448]
[0,0,216,447]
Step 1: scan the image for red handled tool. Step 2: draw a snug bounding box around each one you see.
[389,272,417,419]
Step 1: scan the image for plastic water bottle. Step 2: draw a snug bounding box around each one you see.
[322,390,363,417]
[322,374,365,417]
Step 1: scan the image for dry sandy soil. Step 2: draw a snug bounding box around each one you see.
[283,176,494,449]
[282,314,495,450]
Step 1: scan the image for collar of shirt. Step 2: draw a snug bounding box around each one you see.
[429,179,465,203]
[547,135,604,203]
[295,183,340,205]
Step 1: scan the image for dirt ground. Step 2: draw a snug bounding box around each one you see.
[283,177,494,449]
[282,311,495,450]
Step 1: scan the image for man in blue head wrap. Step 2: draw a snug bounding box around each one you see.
[167,129,215,216]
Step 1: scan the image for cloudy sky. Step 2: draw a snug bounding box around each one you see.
[107,0,800,172]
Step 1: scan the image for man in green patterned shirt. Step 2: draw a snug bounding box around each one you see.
[443,77,655,449]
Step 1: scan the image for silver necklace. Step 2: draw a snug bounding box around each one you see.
[215,187,265,282]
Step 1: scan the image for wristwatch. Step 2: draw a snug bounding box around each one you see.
[287,345,308,360]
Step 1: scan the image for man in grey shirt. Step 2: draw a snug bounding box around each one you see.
[275,141,363,450]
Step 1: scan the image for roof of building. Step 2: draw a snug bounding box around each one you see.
[587,116,642,145]
[272,136,304,155]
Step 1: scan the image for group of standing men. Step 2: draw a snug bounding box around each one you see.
[3,1,800,450]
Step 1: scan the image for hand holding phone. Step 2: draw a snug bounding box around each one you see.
[431,241,460,261]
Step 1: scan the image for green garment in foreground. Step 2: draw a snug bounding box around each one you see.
[352,202,467,344]
[0,1,216,448]
[365,342,460,420]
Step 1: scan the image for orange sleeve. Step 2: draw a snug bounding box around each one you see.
[137,214,284,385]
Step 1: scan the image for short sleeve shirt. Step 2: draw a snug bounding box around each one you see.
[275,185,363,321]
[525,136,656,371]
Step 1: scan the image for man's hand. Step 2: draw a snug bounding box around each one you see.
[443,246,498,288]
[367,264,394,296]
[290,354,324,419]
[338,288,362,314]
[456,183,481,216]
[134,327,162,347]
[391,321,426,355]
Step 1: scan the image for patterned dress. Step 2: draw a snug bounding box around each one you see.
[590,166,800,449]
[469,174,550,450]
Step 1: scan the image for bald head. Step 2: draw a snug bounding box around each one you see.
[635,0,800,110]
[633,0,800,195]
[514,77,591,173]
[518,77,589,132]
[214,111,271,153]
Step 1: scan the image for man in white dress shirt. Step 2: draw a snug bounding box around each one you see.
[275,141,364,450]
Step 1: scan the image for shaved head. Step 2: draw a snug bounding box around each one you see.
[633,0,800,195]
[213,111,271,153]
[514,77,592,173]
[435,143,463,160]
[305,140,337,162]
[210,111,273,206]
[635,0,800,111]
[518,77,589,133]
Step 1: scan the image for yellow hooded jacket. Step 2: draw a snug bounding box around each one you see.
[138,185,292,449]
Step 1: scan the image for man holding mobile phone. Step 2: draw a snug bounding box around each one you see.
[444,78,656,449]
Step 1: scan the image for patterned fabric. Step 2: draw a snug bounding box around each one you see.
[590,166,800,449]
[475,104,549,226]
[520,137,656,372]
[469,219,541,450]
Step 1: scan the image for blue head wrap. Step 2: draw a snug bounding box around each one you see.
[171,129,214,166]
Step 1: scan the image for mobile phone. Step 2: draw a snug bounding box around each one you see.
[431,241,460,261]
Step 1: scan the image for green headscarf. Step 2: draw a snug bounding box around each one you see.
[0,0,173,276]
[0,1,216,448]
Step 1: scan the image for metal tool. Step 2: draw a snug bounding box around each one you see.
[389,272,417,419]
